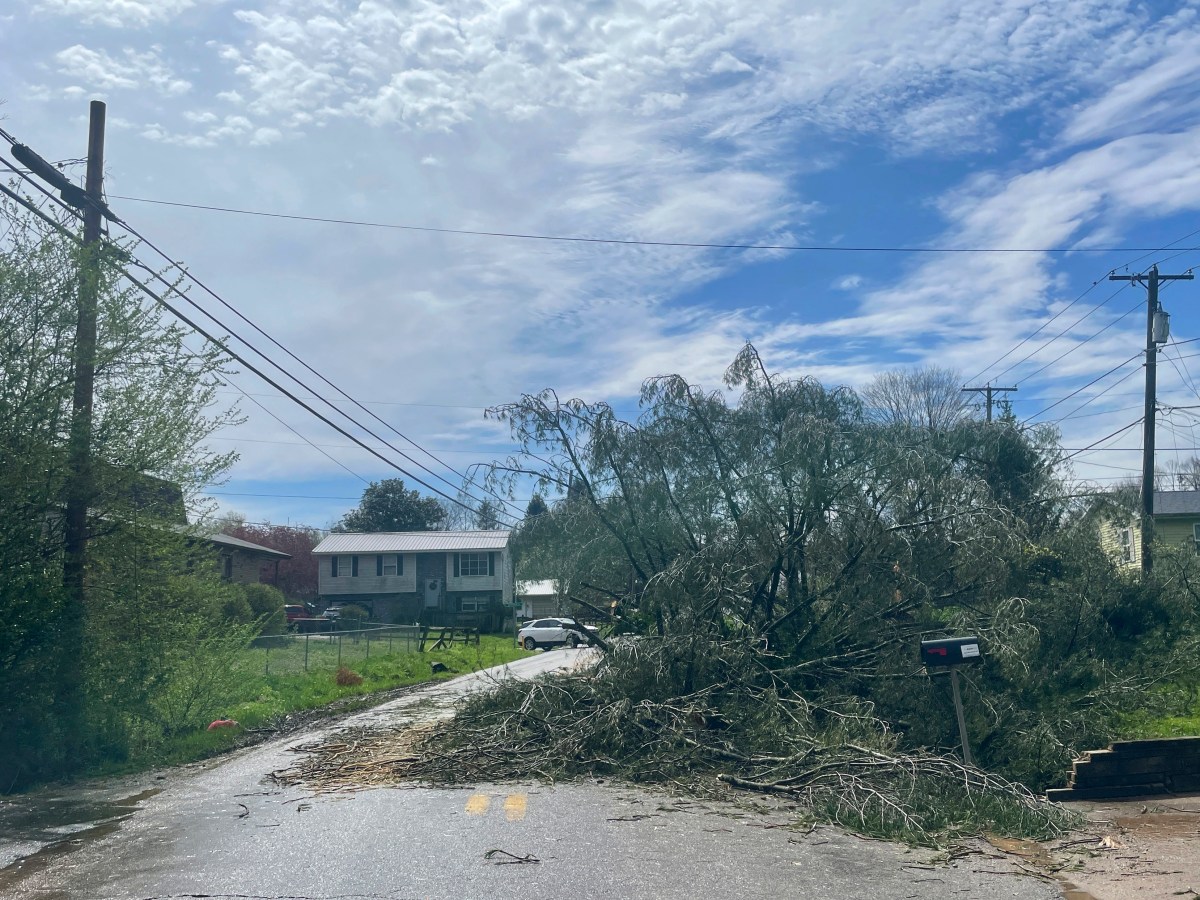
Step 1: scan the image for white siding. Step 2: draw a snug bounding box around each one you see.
[317,553,416,596]
[443,549,514,600]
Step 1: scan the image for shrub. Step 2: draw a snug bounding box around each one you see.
[338,604,369,627]
[335,666,363,686]
[243,583,286,634]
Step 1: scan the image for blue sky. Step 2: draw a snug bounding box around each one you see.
[4,0,1200,530]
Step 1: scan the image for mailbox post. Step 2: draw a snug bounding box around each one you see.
[920,637,982,766]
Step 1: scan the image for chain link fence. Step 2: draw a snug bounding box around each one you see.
[247,624,425,675]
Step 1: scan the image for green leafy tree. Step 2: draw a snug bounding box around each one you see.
[0,195,240,787]
[335,478,447,532]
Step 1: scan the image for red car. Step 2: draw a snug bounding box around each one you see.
[284,604,313,626]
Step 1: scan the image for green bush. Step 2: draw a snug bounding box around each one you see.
[338,603,369,627]
[243,583,286,634]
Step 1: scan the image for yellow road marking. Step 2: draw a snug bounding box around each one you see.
[465,794,491,815]
[504,793,527,821]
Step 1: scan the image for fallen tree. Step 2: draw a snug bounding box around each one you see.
[278,347,1198,844]
[275,637,1077,844]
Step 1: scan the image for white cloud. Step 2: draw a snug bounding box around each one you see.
[711,52,753,75]
[36,0,199,28]
[13,0,1200,518]
[1063,31,1200,146]
[54,45,191,96]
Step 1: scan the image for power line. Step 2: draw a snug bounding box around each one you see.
[1,145,517,524]
[108,193,1200,256]
[968,227,1200,386]
[0,169,515,524]
[1024,352,1143,422]
[1042,368,1143,426]
[1017,294,1142,386]
[1,145,521,524]
[967,277,1110,385]
[107,210,526,521]
[1063,418,1144,460]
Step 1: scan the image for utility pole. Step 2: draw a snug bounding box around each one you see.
[60,100,107,761]
[1110,264,1193,575]
[961,385,1017,423]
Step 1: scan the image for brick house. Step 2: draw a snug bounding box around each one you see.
[312,530,513,629]
[205,531,292,586]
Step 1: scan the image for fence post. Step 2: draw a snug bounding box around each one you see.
[264,645,270,676]
[337,634,342,668]
[305,633,310,672]
[366,629,371,660]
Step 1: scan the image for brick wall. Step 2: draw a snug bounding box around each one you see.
[1047,737,1200,800]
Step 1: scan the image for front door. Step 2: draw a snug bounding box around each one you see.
[423,578,440,609]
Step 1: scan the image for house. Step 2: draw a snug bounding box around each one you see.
[204,532,292,585]
[312,530,513,629]
[516,579,564,619]
[1101,490,1200,569]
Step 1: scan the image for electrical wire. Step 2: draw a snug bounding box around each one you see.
[1024,353,1143,422]
[967,277,1110,385]
[107,193,1200,255]
[1042,369,1143,426]
[1,148,520,524]
[0,173,515,523]
[109,210,526,520]
[1063,418,1144,460]
[1,147,521,523]
[968,227,1200,386]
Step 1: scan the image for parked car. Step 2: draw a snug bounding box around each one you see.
[517,617,598,651]
[284,604,313,626]
[321,605,344,620]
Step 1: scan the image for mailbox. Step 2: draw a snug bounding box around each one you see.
[920,636,982,667]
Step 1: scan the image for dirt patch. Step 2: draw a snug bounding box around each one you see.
[987,794,1200,899]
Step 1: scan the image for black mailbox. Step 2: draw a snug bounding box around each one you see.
[920,636,982,667]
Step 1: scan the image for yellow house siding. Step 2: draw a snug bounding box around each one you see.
[1099,515,1200,570]
[1099,518,1140,570]
[1156,517,1200,553]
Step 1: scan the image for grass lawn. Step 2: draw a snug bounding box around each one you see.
[1118,685,1200,741]
[93,635,530,776]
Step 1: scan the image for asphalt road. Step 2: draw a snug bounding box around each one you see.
[0,650,1060,900]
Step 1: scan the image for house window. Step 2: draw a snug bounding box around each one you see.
[1119,528,1134,563]
[331,556,353,577]
[459,595,489,613]
[456,552,494,578]
[378,553,401,576]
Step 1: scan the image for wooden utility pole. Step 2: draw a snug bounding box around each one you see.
[60,100,106,759]
[1110,264,1193,575]
[961,385,1016,423]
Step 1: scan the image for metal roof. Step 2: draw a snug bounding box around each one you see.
[313,530,511,554]
[205,532,292,558]
[517,579,558,597]
[1154,491,1200,516]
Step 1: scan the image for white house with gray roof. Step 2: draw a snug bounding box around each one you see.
[312,530,513,628]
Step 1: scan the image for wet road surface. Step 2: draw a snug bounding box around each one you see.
[0,650,1060,900]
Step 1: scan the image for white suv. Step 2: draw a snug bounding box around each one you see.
[517,617,595,650]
